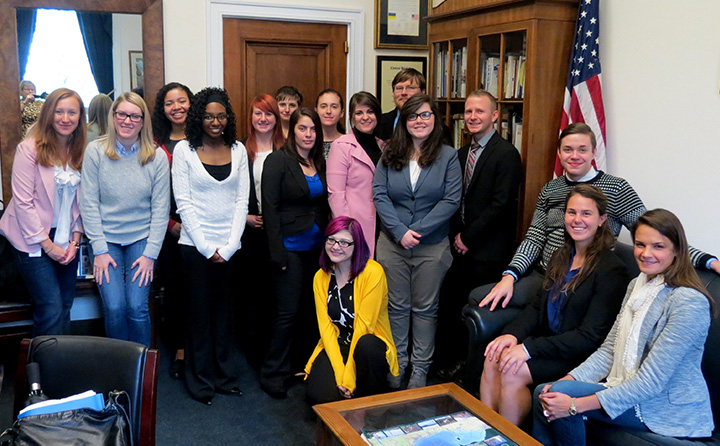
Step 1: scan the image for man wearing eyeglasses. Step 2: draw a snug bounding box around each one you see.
[379,68,426,141]
[435,89,522,382]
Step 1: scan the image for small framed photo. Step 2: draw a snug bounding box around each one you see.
[374,0,428,49]
[376,56,427,112]
[129,50,144,90]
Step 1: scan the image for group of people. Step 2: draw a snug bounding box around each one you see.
[1,68,718,444]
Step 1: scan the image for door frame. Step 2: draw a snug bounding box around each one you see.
[208,1,364,102]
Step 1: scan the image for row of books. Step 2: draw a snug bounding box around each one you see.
[479,53,526,99]
[500,112,523,153]
[434,44,468,99]
[451,114,465,149]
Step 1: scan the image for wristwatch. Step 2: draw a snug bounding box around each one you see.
[568,398,578,416]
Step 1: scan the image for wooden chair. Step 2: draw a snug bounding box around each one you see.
[14,335,159,446]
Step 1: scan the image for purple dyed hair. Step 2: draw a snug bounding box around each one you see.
[319,216,370,280]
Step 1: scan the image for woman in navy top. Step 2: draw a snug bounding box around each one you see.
[260,107,329,398]
[480,185,629,426]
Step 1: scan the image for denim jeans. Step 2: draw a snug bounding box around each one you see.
[533,380,648,446]
[94,240,152,346]
[13,247,78,336]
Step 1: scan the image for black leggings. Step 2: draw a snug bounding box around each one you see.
[306,334,389,405]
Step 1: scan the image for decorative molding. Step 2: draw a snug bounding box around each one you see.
[207,1,364,101]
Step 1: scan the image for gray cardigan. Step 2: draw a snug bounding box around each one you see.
[569,280,713,438]
[372,144,461,245]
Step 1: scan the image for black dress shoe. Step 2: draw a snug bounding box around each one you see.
[260,382,287,399]
[196,396,212,406]
[169,359,184,380]
[436,360,465,382]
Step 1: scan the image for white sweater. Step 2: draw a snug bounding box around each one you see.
[172,140,249,260]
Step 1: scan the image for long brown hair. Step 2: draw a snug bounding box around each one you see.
[28,88,86,171]
[245,94,284,162]
[282,107,325,172]
[632,209,714,315]
[381,94,444,171]
[543,184,615,297]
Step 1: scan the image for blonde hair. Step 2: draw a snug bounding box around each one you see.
[104,92,156,165]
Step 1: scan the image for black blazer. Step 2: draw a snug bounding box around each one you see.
[451,131,522,263]
[261,149,329,268]
[503,249,630,360]
[379,109,398,141]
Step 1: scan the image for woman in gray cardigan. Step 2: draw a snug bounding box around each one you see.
[533,209,715,445]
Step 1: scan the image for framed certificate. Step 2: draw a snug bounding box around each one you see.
[375,0,428,49]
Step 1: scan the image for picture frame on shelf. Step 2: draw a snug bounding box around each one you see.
[129,50,144,90]
[376,55,427,112]
[374,0,428,49]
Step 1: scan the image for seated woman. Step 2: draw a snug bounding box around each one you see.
[534,208,715,445]
[305,216,398,404]
[480,185,629,426]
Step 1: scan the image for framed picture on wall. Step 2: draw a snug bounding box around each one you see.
[129,50,144,90]
[374,0,428,49]
[376,56,427,112]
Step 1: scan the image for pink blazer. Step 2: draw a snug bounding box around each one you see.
[326,131,384,258]
[0,138,83,254]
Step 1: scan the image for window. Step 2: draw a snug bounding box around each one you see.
[24,9,100,109]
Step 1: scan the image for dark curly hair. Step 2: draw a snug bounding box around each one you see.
[381,94,444,170]
[185,87,237,149]
[151,82,193,145]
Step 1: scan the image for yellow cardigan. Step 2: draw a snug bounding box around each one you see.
[304,259,399,393]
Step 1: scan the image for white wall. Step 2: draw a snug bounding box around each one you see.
[601,0,720,255]
[112,14,143,95]
[163,0,426,94]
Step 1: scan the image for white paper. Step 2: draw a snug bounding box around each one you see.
[387,0,420,37]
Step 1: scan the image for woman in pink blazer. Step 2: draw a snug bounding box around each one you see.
[326,92,384,258]
[0,88,86,336]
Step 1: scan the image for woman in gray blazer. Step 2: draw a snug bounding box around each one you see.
[533,209,715,445]
[373,94,462,389]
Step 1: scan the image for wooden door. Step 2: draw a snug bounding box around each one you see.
[223,18,347,138]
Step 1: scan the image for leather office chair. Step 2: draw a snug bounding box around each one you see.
[13,335,159,446]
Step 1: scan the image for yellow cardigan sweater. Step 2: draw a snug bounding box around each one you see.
[304,259,399,393]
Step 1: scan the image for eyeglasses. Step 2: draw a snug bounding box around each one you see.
[203,114,228,123]
[407,111,434,122]
[114,111,143,122]
[393,85,420,93]
[325,237,354,248]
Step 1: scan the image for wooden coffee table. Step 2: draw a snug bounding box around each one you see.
[313,383,541,445]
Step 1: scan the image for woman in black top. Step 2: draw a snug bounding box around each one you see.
[260,107,329,398]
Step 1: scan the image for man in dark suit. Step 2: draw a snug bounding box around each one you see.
[378,68,425,141]
[435,89,523,381]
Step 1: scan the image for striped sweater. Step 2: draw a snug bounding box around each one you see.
[507,171,713,277]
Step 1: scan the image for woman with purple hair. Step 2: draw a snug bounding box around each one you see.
[304,216,399,404]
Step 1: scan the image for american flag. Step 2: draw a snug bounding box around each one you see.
[554,0,606,177]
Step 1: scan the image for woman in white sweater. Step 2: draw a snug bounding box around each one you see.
[172,87,249,405]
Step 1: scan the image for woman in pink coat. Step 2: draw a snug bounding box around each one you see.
[0,88,86,336]
[326,92,384,257]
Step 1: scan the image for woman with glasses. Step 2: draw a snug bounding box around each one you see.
[172,87,249,405]
[326,92,384,258]
[315,89,345,159]
[373,94,462,389]
[0,88,86,336]
[80,92,170,347]
[260,107,329,399]
[304,216,398,404]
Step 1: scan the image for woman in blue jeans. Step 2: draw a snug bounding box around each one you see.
[533,209,715,445]
[80,92,170,346]
[0,88,86,336]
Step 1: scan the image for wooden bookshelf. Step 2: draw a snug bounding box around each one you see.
[428,0,578,236]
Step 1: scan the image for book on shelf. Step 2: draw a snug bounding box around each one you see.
[512,113,523,153]
[450,45,467,98]
[504,53,518,98]
[516,56,526,99]
[435,44,447,98]
[481,56,500,97]
[452,113,465,149]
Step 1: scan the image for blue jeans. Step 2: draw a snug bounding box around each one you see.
[13,247,78,336]
[94,240,152,346]
[533,380,648,446]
